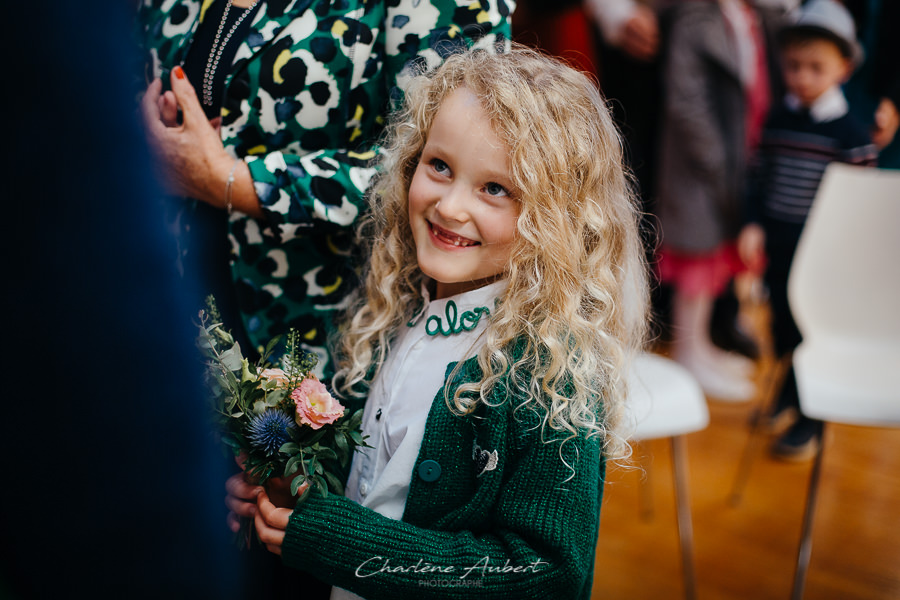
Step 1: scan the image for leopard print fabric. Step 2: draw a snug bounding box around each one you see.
[137,0,513,379]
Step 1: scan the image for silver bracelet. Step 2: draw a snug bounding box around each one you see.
[225,159,240,214]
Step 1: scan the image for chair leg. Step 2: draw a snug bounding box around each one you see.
[636,441,655,521]
[671,435,697,600]
[729,354,792,506]
[791,422,826,600]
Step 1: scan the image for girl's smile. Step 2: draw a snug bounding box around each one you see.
[428,221,480,248]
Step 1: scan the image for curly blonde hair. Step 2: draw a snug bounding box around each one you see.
[333,45,649,462]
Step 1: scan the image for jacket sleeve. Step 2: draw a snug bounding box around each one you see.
[280,414,604,599]
[661,6,729,183]
[248,0,513,239]
[841,126,879,167]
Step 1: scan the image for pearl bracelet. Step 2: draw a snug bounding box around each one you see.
[225,159,240,214]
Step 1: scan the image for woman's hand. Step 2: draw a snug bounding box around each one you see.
[620,5,659,62]
[263,473,301,510]
[140,67,236,205]
[224,471,264,533]
[255,482,308,556]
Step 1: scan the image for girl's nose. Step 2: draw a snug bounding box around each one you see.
[435,184,471,222]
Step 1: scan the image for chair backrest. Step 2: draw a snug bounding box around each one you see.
[626,353,709,441]
[788,164,900,345]
[787,164,900,426]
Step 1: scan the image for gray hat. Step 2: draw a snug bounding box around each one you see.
[781,0,864,65]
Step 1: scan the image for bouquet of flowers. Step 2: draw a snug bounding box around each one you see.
[197,297,367,543]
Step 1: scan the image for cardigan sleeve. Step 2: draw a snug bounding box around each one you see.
[280,412,604,599]
[248,0,512,238]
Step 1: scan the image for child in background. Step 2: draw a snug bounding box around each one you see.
[738,0,877,460]
[654,0,781,402]
[226,45,649,598]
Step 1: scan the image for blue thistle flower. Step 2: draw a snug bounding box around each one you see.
[246,410,297,455]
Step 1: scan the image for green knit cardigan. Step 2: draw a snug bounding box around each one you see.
[282,356,606,599]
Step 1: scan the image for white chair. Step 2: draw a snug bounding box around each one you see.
[785,163,900,599]
[626,352,710,600]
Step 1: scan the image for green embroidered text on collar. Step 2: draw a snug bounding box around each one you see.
[419,300,491,337]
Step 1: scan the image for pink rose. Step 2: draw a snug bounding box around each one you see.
[292,378,344,430]
[259,368,290,387]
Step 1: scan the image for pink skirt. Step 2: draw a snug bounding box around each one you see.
[657,242,750,297]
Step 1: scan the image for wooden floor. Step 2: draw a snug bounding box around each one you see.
[591,297,900,599]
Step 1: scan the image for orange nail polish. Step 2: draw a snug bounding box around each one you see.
[173,66,185,80]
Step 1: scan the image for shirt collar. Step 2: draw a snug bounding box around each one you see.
[785,86,849,123]
[409,279,507,328]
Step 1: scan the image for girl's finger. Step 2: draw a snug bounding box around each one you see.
[227,511,241,533]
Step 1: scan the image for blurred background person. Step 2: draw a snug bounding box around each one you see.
[1,2,241,598]
[584,0,671,342]
[585,0,794,356]
[585,0,667,219]
[739,0,879,460]
[653,0,787,401]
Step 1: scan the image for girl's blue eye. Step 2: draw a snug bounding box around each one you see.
[431,159,450,175]
[485,182,508,197]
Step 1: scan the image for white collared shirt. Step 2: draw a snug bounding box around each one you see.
[785,85,849,123]
[720,0,761,86]
[331,279,506,600]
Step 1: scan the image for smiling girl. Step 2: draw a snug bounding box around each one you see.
[226,45,649,599]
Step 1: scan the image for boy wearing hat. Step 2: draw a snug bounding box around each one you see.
[738,0,878,460]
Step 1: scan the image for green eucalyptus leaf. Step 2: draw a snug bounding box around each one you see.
[308,430,326,445]
[317,447,338,461]
[348,408,364,431]
[280,442,301,455]
[266,389,287,407]
[334,432,348,456]
[323,471,344,495]
[223,370,240,389]
[265,335,283,356]
[197,334,215,352]
[219,344,243,371]
[315,477,328,498]
[223,437,242,451]
[284,456,302,477]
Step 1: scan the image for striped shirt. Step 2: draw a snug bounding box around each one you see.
[748,87,878,225]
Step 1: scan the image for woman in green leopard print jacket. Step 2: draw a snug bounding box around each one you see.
[137,0,512,380]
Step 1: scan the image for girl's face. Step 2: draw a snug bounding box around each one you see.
[408,87,520,300]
